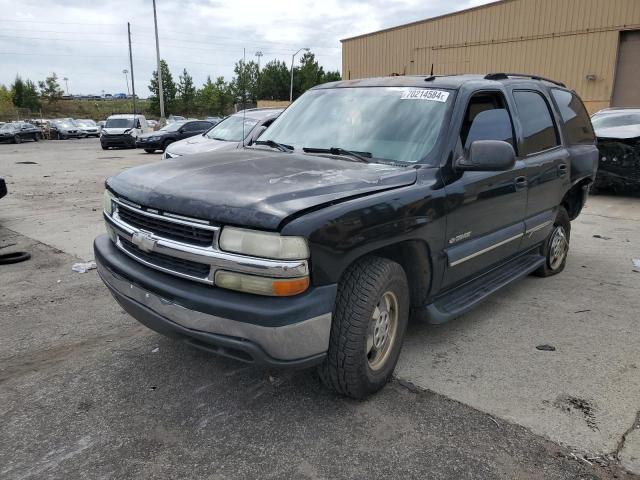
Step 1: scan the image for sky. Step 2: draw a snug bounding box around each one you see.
[0,0,494,97]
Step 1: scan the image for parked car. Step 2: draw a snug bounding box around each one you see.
[147,119,159,130]
[590,107,640,192]
[163,109,281,159]
[97,121,106,129]
[0,122,41,143]
[205,116,223,125]
[50,119,84,140]
[100,114,151,149]
[95,74,597,398]
[136,119,214,153]
[75,119,101,137]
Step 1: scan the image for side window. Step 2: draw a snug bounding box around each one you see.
[183,122,196,132]
[198,121,212,130]
[460,92,515,151]
[551,89,595,145]
[513,91,559,155]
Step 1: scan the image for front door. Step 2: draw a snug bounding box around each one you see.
[441,90,528,289]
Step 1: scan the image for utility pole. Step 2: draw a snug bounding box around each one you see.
[152,0,165,120]
[127,22,137,116]
[255,51,263,71]
[123,69,130,96]
[289,47,309,102]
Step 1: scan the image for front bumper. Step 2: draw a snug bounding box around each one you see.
[136,138,164,149]
[101,134,136,148]
[94,234,335,367]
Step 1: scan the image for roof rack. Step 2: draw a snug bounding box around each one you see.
[484,73,566,88]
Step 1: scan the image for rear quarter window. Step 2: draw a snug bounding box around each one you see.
[551,89,595,145]
[513,90,560,156]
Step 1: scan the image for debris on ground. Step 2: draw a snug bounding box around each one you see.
[71,261,97,273]
[15,161,38,165]
[574,309,591,314]
[152,347,159,353]
[593,234,612,240]
[633,259,640,269]
[536,344,556,351]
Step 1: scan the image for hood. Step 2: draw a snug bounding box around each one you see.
[107,149,417,230]
[166,134,234,155]
[102,127,133,135]
[595,124,640,140]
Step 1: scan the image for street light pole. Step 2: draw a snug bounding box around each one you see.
[152,0,165,121]
[289,47,309,102]
[255,51,263,71]
[63,77,69,95]
[123,69,130,96]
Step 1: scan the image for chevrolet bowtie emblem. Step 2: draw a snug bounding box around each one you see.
[131,231,157,253]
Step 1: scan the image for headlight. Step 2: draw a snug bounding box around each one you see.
[148,136,161,141]
[219,227,309,260]
[215,271,309,297]
[103,189,114,215]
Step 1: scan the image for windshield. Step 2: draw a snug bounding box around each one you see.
[260,87,452,163]
[105,118,134,128]
[591,113,640,130]
[0,124,16,132]
[160,121,186,132]
[205,116,258,141]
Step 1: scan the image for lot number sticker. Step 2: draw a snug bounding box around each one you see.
[400,89,450,102]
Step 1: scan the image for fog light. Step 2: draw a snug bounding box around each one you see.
[103,190,114,215]
[215,271,309,296]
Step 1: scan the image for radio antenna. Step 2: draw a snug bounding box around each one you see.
[242,47,246,148]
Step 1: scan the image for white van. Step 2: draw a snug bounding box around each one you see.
[100,114,151,149]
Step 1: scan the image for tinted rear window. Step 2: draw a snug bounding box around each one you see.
[551,89,595,145]
[514,91,559,155]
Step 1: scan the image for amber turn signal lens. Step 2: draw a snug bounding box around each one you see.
[271,276,310,296]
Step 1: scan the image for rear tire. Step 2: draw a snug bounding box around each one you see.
[33,133,38,142]
[13,134,21,144]
[101,144,108,150]
[534,207,571,277]
[144,149,155,153]
[162,140,172,152]
[318,256,409,399]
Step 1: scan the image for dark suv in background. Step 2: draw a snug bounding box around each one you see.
[136,119,214,153]
[96,74,597,398]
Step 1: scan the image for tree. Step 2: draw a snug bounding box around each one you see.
[323,70,342,83]
[230,60,259,107]
[257,60,290,100]
[11,76,25,107]
[0,84,14,117]
[177,68,196,114]
[38,73,63,104]
[148,60,177,115]
[293,52,324,95]
[197,76,233,116]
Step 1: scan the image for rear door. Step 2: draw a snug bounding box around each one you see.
[510,89,569,249]
[441,89,528,289]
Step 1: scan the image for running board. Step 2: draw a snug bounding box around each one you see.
[419,254,545,325]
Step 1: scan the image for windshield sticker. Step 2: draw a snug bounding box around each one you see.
[400,89,450,102]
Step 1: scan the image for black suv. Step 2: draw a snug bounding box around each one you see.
[95,74,598,398]
[136,120,214,153]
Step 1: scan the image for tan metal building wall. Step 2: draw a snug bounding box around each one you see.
[341,0,640,112]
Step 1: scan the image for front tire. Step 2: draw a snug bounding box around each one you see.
[144,149,156,153]
[534,207,571,277]
[319,256,409,399]
[14,134,21,144]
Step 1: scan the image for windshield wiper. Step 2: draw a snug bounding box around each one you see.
[253,139,293,152]
[302,147,372,163]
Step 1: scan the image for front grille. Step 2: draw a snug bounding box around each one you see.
[119,237,211,279]
[117,205,215,247]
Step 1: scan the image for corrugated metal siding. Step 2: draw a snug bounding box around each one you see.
[341,0,640,111]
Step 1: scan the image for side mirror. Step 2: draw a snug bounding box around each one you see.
[247,125,268,146]
[456,140,516,172]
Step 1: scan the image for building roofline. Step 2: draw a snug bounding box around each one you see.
[341,0,515,43]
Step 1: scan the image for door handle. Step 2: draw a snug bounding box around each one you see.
[514,176,528,190]
[558,163,568,176]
